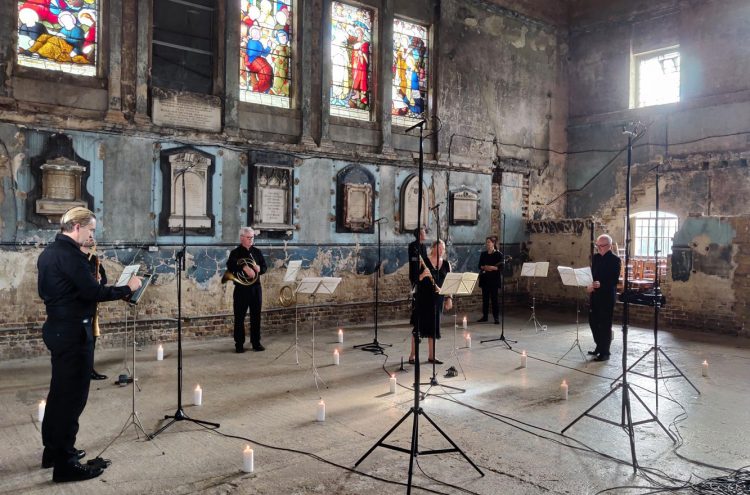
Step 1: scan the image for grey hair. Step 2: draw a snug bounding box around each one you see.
[240,227,256,237]
[597,234,613,245]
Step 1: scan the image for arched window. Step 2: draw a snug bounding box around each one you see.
[392,19,428,127]
[632,211,678,258]
[17,0,100,77]
[330,1,373,121]
[240,0,293,107]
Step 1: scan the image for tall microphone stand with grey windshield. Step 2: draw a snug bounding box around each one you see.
[355,120,483,494]
[149,162,219,439]
[354,217,392,355]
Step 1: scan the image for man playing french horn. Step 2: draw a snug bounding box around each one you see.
[227,227,267,353]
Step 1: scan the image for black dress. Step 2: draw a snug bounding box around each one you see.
[413,257,451,339]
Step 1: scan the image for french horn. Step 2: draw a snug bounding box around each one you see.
[278,284,297,307]
[221,257,259,286]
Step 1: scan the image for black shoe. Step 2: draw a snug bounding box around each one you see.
[252,344,265,352]
[235,345,245,354]
[408,358,415,365]
[90,370,107,380]
[42,449,85,469]
[594,354,610,362]
[477,317,488,323]
[587,350,599,356]
[427,358,443,365]
[494,320,500,324]
[53,461,103,483]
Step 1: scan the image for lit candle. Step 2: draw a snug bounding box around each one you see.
[462,316,467,330]
[194,384,202,406]
[389,374,397,394]
[316,400,326,422]
[38,400,46,422]
[157,344,164,361]
[337,328,344,344]
[560,380,569,400]
[465,333,472,348]
[333,349,340,366]
[702,360,709,377]
[521,350,527,368]
[242,445,254,473]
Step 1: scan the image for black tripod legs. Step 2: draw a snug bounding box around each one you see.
[148,409,220,440]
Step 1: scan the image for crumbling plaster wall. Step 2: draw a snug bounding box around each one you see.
[563,0,750,335]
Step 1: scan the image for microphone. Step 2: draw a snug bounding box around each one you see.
[374,217,388,223]
[429,202,444,211]
[404,119,426,133]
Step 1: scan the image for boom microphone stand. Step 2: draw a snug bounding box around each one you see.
[149,162,219,440]
[354,217,392,354]
[355,120,483,493]
[562,123,675,471]
[481,213,515,348]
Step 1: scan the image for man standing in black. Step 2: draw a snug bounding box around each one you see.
[477,236,503,324]
[228,227,267,353]
[587,234,622,361]
[38,207,141,482]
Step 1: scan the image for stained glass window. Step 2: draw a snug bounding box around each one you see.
[330,1,373,121]
[17,0,99,76]
[240,0,293,108]
[392,19,428,126]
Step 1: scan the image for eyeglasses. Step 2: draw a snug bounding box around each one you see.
[594,243,610,248]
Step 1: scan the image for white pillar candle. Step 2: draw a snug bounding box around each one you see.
[38,400,46,422]
[465,333,472,348]
[462,316,467,330]
[337,328,344,344]
[702,360,709,377]
[193,384,202,406]
[560,380,569,400]
[333,349,340,366]
[521,350,527,368]
[242,445,254,473]
[389,374,397,394]
[316,400,326,422]
[157,344,164,361]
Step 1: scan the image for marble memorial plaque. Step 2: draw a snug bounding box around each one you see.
[152,88,222,133]
[168,151,212,230]
[254,164,292,229]
[344,183,372,231]
[450,188,479,225]
[401,175,428,231]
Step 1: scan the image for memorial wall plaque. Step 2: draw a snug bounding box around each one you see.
[152,87,222,133]
[166,150,213,231]
[400,174,429,232]
[344,183,372,231]
[254,164,293,229]
[450,187,480,225]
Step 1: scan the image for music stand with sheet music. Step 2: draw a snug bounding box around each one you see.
[274,261,309,365]
[437,272,478,386]
[556,266,593,363]
[296,276,342,393]
[520,262,549,333]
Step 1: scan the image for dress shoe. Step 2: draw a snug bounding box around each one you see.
[90,370,107,380]
[408,357,415,365]
[42,449,86,469]
[476,317,488,323]
[427,358,443,365]
[587,350,599,356]
[235,346,245,353]
[494,320,500,324]
[52,461,103,483]
[252,344,265,352]
[594,354,610,362]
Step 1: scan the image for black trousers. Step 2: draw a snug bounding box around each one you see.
[41,319,94,464]
[233,285,262,347]
[589,298,615,355]
[481,285,500,320]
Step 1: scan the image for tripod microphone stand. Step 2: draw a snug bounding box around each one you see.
[355,120,483,493]
[562,123,675,471]
[612,162,699,410]
[149,162,219,440]
[481,213,515,349]
[557,289,587,364]
[354,217,392,355]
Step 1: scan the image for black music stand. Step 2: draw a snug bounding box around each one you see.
[556,266,592,363]
[149,163,219,440]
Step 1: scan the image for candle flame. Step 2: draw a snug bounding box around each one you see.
[702,360,708,365]
[40,400,46,406]
[195,384,201,390]
[562,380,567,386]
[522,350,527,356]
[334,349,339,355]
[391,373,395,379]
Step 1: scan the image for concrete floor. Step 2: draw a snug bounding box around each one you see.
[2,307,749,494]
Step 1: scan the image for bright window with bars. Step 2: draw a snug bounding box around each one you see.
[632,211,678,258]
[632,47,680,108]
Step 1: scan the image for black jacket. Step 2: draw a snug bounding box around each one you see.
[408,240,429,287]
[591,250,621,305]
[227,245,267,287]
[37,234,131,320]
[478,250,504,289]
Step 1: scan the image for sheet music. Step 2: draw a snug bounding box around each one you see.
[558,266,593,287]
[317,277,341,295]
[116,265,140,287]
[284,260,302,283]
[534,262,549,277]
[520,263,536,277]
[296,277,322,294]
[440,272,479,296]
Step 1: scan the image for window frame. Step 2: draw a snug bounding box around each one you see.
[631,210,678,259]
[630,45,681,109]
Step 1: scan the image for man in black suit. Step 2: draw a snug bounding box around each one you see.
[38,207,141,482]
[227,227,267,353]
[587,234,622,361]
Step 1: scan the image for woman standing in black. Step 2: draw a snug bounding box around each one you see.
[477,236,503,324]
